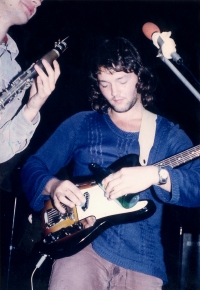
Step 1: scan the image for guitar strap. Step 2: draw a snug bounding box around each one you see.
[138,108,157,166]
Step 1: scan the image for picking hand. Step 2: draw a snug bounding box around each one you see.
[47,179,86,214]
[24,59,60,121]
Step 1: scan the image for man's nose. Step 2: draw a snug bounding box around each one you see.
[111,84,119,97]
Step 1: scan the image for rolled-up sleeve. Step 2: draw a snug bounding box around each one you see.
[152,121,200,208]
[0,105,40,163]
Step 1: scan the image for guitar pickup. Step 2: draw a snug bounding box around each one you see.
[81,192,90,211]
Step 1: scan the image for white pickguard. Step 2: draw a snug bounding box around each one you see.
[77,184,148,220]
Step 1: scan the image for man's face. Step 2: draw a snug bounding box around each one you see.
[98,68,139,113]
[1,0,42,26]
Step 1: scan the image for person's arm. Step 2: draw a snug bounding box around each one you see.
[153,160,200,207]
[21,113,86,211]
[103,124,200,207]
[0,103,40,163]
[102,165,171,201]
[152,126,200,207]
[24,59,60,122]
[0,60,60,163]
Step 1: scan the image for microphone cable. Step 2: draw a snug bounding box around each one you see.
[180,63,200,87]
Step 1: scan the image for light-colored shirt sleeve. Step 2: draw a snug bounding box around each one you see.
[0,105,40,163]
[0,34,40,163]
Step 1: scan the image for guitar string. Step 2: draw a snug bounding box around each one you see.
[47,205,75,225]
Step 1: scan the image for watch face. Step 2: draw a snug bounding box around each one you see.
[160,169,168,179]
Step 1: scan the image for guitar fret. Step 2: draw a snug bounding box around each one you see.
[169,155,182,167]
[154,145,200,168]
[179,153,186,166]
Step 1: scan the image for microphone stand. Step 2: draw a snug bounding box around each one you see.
[6,197,17,290]
[157,36,200,102]
[158,55,200,101]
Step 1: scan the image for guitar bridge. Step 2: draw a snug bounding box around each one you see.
[44,206,75,229]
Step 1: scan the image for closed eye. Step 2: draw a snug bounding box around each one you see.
[119,81,127,85]
[99,83,108,88]
[117,77,128,84]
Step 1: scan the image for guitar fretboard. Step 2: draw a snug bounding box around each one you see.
[154,145,200,168]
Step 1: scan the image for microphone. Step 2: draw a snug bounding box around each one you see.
[142,22,160,40]
[142,22,200,101]
[142,22,182,64]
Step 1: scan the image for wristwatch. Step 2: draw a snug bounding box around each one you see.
[158,166,168,185]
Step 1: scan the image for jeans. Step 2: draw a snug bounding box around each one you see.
[48,244,163,290]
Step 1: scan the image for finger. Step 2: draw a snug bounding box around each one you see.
[102,173,116,189]
[65,182,86,205]
[108,185,130,200]
[53,195,67,213]
[35,75,51,98]
[41,60,60,90]
[41,59,56,91]
[52,60,61,82]
[103,175,121,196]
[57,185,84,206]
[30,75,47,100]
[29,78,37,98]
[59,194,75,208]
[52,181,86,210]
[106,179,133,200]
[34,61,49,80]
[35,72,52,97]
[69,189,86,206]
[34,62,52,95]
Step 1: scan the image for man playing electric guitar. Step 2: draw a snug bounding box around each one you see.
[21,37,200,290]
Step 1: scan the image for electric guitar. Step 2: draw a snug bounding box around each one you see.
[40,144,200,259]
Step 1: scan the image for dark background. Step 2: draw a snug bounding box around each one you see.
[1,0,200,289]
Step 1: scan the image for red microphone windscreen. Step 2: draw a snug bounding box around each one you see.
[142,22,160,40]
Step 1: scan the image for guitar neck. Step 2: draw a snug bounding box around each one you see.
[153,145,200,168]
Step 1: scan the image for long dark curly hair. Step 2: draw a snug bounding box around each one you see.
[89,37,156,113]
